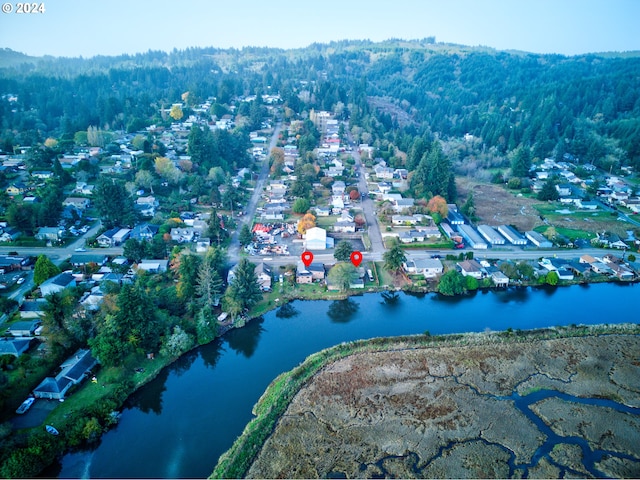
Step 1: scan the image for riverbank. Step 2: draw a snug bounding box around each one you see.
[212,323,640,479]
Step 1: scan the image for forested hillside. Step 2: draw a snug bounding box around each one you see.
[1,39,639,169]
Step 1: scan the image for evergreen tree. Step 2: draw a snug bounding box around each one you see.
[238,224,253,247]
[226,258,262,313]
[334,240,353,262]
[33,255,60,286]
[461,194,476,220]
[510,146,532,177]
[94,179,136,228]
[383,241,407,273]
[537,178,559,201]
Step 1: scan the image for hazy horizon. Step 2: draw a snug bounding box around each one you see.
[0,0,639,59]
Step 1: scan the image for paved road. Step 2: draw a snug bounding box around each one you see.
[0,221,108,303]
[247,246,621,269]
[347,133,385,255]
[228,122,282,263]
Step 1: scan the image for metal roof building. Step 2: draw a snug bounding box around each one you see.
[497,225,528,246]
[456,224,488,249]
[477,225,506,245]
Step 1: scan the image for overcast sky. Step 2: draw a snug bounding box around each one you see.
[1,0,638,58]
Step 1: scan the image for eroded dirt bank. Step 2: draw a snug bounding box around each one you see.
[247,334,640,478]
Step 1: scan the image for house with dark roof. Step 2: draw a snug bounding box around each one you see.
[19,299,47,319]
[0,337,33,357]
[457,259,485,279]
[40,272,76,297]
[33,349,98,400]
[69,254,109,267]
[130,223,160,241]
[7,320,41,337]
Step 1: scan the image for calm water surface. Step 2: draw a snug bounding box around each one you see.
[48,283,637,478]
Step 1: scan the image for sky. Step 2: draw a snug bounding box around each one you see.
[0,0,639,58]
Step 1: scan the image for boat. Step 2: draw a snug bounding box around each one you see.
[16,397,35,414]
[45,425,59,436]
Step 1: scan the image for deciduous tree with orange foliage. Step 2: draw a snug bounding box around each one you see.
[297,212,316,235]
[427,195,448,219]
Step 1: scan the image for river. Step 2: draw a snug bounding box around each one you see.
[45,283,637,478]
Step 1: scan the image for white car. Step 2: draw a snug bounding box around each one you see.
[16,277,25,285]
[74,247,86,252]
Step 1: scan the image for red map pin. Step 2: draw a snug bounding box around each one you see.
[301,251,314,267]
[350,251,363,267]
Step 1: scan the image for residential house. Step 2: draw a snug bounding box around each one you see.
[457,259,485,279]
[491,271,510,287]
[594,232,628,249]
[332,181,346,197]
[398,230,426,243]
[69,254,108,268]
[136,196,158,217]
[97,228,130,247]
[374,164,395,179]
[6,182,27,196]
[392,215,419,226]
[170,227,196,243]
[393,198,415,213]
[608,263,635,280]
[135,259,169,273]
[0,338,33,357]
[35,227,64,242]
[334,221,356,233]
[63,197,91,210]
[130,223,160,242]
[33,349,98,400]
[416,225,442,239]
[0,227,22,242]
[403,258,443,278]
[255,262,272,291]
[40,272,76,297]
[377,182,392,194]
[7,320,41,337]
[19,299,47,319]
[196,237,211,253]
[31,170,54,180]
[555,184,572,196]
[331,196,345,214]
[314,206,331,217]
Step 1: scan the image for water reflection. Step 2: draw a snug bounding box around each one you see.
[327,298,359,323]
[225,316,265,358]
[171,349,198,378]
[493,286,530,304]
[199,339,223,370]
[275,303,299,319]
[380,291,401,308]
[128,368,169,415]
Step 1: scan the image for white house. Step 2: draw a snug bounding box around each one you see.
[403,258,443,278]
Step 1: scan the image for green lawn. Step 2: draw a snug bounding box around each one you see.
[374,261,394,287]
[315,216,338,228]
[533,225,595,240]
